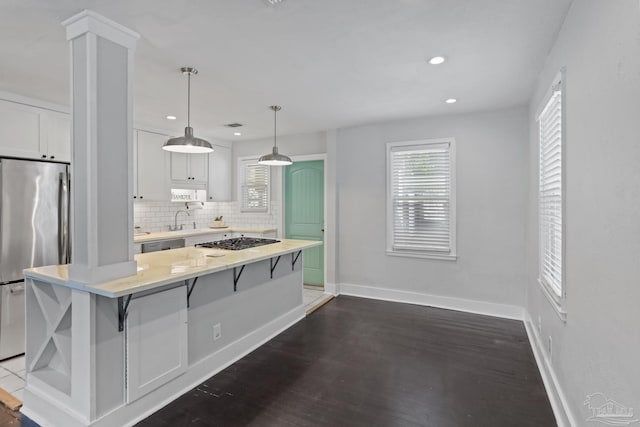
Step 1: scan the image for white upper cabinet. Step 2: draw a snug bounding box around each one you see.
[0,99,72,162]
[190,153,208,182]
[170,152,208,184]
[170,153,189,181]
[134,130,171,201]
[44,111,71,162]
[207,144,232,201]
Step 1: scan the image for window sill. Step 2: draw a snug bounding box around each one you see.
[386,250,457,261]
[538,278,567,323]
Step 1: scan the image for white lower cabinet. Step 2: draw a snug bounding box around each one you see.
[126,285,188,403]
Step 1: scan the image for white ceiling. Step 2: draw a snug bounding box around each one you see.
[0,0,571,141]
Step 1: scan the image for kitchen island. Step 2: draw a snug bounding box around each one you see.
[22,239,321,427]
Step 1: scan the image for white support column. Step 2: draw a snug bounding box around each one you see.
[63,10,139,284]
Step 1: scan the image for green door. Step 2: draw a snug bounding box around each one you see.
[285,160,324,286]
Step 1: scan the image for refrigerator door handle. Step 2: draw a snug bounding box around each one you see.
[58,171,70,265]
[58,173,64,264]
[65,171,71,263]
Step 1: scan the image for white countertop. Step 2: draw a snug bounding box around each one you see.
[134,227,278,243]
[24,239,321,298]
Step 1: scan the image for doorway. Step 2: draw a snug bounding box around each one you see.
[285,160,324,289]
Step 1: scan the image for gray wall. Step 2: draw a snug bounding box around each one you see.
[188,260,302,364]
[335,107,529,306]
[526,0,640,423]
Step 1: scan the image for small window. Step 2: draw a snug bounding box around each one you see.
[538,72,565,317]
[239,158,270,212]
[386,138,456,260]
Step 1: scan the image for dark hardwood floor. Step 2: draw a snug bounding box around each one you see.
[137,296,555,427]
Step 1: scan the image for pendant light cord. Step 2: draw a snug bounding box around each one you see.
[273,107,277,148]
[187,72,191,128]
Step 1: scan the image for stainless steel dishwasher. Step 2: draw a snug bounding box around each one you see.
[141,238,186,253]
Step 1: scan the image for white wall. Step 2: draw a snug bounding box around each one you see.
[526,1,640,425]
[335,107,529,307]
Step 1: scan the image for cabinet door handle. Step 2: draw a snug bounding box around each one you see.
[133,196,137,199]
[42,154,47,159]
[50,155,55,160]
[140,196,144,199]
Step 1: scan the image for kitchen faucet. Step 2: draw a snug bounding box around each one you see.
[170,210,190,231]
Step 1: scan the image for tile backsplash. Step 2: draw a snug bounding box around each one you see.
[134,201,279,233]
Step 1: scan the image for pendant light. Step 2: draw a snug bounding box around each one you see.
[258,105,292,166]
[163,67,213,154]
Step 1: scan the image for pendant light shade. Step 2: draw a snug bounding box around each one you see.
[258,105,292,166]
[163,67,213,154]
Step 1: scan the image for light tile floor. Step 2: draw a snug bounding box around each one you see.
[0,355,25,401]
[303,286,333,314]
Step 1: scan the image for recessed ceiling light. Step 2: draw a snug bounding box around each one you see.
[166,115,177,120]
[428,56,446,65]
[234,132,242,136]
[445,98,457,104]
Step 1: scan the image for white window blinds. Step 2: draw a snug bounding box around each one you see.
[240,160,270,212]
[387,140,455,257]
[538,88,563,297]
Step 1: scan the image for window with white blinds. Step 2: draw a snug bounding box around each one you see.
[538,85,563,298]
[239,159,270,212]
[387,139,456,259]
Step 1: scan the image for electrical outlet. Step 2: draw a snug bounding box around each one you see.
[547,336,553,359]
[538,315,542,335]
[213,323,222,341]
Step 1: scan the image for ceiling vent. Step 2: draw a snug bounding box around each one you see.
[224,123,243,128]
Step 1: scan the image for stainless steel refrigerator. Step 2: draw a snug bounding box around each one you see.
[0,158,70,360]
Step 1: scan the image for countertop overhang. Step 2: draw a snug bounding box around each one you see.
[24,239,321,298]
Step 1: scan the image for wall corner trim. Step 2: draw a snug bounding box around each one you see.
[324,282,339,296]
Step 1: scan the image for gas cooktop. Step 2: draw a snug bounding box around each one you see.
[196,237,280,251]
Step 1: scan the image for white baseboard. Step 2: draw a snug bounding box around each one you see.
[338,282,524,320]
[324,282,338,295]
[523,313,577,427]
[22,304,306,427]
